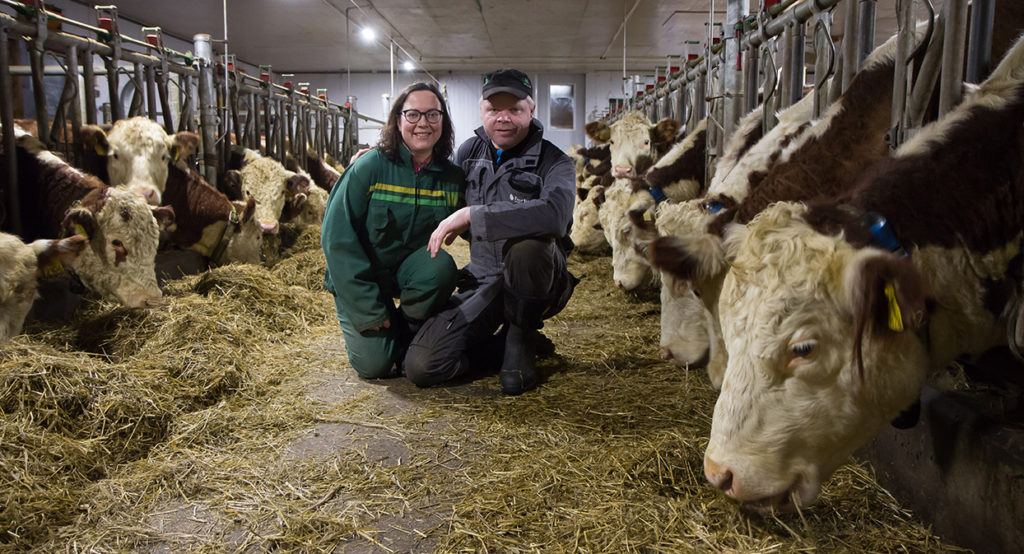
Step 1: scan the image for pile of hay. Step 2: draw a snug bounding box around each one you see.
[1,235,964,552]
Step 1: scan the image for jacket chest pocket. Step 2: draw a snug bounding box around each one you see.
[368,204,399,247]
[508,171,541,199]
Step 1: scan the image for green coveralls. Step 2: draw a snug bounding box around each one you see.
[321,146,464,379]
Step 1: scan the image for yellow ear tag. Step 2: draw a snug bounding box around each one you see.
[884,282,904,332]
[42,260,64,277]
[93,143,107,156]
[173,148,180,161]
[73,223,88,238]
[643,211,654,222]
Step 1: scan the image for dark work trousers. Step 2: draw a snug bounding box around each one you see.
[403,238,576,387]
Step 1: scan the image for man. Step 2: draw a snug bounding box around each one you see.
[403,68,577,395]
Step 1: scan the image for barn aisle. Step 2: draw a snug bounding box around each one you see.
[1,231,961,552]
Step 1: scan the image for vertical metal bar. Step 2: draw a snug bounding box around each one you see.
[194,33,218,186]
[66,46,83,168]
[28,42,49,145]
[145,63,158,121]
[82,47,97,125]
[745,43,760,114]
[965,0,995,83]
[779,23,794,108]
[724,0,749,141]
[789,19,806,106]
[344,96,357,163]
[841,0,859,92]
[262,92,271,156]
[890,0,915,151]
[278,98,287,160]
[128,62,145,117]
[105,57,121,122]
[938,0,969,116]
[1,25,21,235]
[812,13,835,118]
[156,71,173,133]
[856,0,877,68]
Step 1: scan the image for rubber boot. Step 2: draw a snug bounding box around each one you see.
[499,324,539,395]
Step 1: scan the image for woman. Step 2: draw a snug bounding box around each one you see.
[321,82,464,379]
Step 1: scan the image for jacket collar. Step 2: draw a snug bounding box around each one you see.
[398,143,443,172]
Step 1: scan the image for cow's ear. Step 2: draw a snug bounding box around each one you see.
[222,170,244,201]
[628,206,656,231]
[151,205,176,230]
[844,250,928,373]
[31,235,88,277]
[584,121,611,143]
[80,125,110,156]
[170,131,201,162]
[286,173,311,196]
[577,187,590,201]
[592,186,606,207]
[237,194,257,223]
[651,118,681,145]
[62,207,97,239]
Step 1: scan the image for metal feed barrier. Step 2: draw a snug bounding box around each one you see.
[599,0,996,171]
[0,0,366,236]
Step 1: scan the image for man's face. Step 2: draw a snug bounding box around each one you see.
[481,92,534,150]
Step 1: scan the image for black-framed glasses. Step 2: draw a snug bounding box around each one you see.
[402,109,443,124]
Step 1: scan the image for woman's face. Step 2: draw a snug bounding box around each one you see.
[399,90,443,161]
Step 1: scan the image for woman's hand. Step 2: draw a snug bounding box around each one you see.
[428,207,471,258]
[368,319,391,331]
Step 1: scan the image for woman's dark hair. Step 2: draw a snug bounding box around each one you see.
[377,82,455,163]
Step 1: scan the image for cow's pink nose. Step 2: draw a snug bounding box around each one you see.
[613,165,633,177]
[615,280,624,289]
[704,456,734,493]
[660,347,674,361]
[259,221,279,235]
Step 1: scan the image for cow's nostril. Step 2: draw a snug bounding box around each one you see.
[660,347,675,361]
[704,457,734,491]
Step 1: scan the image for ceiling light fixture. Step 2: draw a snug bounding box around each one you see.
[403,60,414,71]
[360,27,376,41]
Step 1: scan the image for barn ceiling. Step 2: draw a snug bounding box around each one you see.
[65,0,906,77]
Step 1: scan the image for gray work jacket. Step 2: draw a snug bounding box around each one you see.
[451,119,576,321]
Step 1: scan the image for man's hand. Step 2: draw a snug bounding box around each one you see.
[428,207,471,258]
[368,319,391,331]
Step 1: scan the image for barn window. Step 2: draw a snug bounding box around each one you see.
[549,84,575,130]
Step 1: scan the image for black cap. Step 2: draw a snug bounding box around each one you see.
[482,68,533,100]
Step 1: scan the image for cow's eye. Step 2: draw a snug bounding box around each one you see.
[644,139,650,146]
[791,340,816,358]
[111,239,124,248]
[112,152,119,160]
[609,140,615,145]
[161,154,168,161]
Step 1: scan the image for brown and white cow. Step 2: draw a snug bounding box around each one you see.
[80,117,200,206]
[649,28,913,388]
[0,232,87,343]
[703,33,1024,514]
[9,128,172,307]
[226,148,311,235]
[585,111,680,178]
[285,149,343,192]
[649,107,766,372]
[598,118,711,291]
[161,163,262,267]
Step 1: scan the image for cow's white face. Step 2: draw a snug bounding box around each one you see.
[704,202,928,513]
[223,197,264,265]
[569,186,607,254]
[658,273,711,369]
[104,117,175,205]
[600,186,655,290]
[608,112,654,178]
[71,188,165,308]
[0,233,43,343]
[240,150,309,235]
